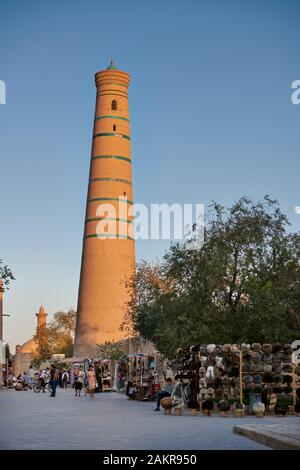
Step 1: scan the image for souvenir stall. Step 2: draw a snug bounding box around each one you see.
[171,342,300,416]
[93,358,113,392]
[127,353,160,401]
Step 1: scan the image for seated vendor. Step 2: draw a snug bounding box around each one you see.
[154,378,174,411]
[126,381,137,400]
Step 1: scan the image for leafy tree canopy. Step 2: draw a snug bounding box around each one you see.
[33,309,76,364]
[123,196,300,358]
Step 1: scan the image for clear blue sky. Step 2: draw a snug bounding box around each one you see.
[1,0,299,350]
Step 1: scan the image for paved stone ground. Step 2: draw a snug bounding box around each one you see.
[0,388,298,450]
[234,423,300,449]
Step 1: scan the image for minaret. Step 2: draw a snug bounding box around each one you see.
[74,61,135,358]
[36,305,47,330]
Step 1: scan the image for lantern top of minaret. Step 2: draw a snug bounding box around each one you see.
[38,305,46,314]
[106,58,117,70]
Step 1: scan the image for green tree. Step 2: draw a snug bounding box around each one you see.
[96,341,124,361]
[32,326,52,366]
[124,196,300,357]
[33,309,77,363]
[48,309,76,358]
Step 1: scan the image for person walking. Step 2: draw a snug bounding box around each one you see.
[61,369,69,389]
[94,361,103,393]
[74,367,84,397]
[87,365,96,399]
[49,364,59,397]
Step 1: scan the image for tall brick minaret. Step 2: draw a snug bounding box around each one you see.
[74,61,135,358]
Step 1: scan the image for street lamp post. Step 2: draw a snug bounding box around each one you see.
[0,278,11,387]
[0,280,3,386]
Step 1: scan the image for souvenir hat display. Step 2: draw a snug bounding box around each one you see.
[171,342,300,414]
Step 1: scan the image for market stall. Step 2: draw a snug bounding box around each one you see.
[171,342,300,416]
[126,353,160,401]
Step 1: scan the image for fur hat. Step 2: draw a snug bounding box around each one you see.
[253,362,263,372]
[262,343,272,354]
[206,377,214,386]
[282,374,292,384]
[207,344,216,354]
[216,361,224,370]
[252,352,262,363]
[282,354,292,364]
[232,353,240,365]
[213,377,222,388]
[230,344,239,354]
[263,385,273,394]
[252,343,262,352]
[282,364,293,373]
[241,343,250,351]
[222,376,230,386]
[232,377,240,386]
[242,352,252,361]
[274,374,283,384]
[263,373,273,383]
[262,353,273,363]
[230,366,240,378]
[199,377,206,387]
[243,374,253,384]
[273,343,282,353]
[201,357,208,366]
[253,374,262,384]
[242,363,251,372]
[222,344,231,354]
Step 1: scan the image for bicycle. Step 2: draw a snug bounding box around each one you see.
[33,379,52,393]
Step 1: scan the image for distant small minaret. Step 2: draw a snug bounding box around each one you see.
[36,305,47,330]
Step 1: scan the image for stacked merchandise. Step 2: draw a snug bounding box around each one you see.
[172,343,299,415]
[241,343,296,414]
[127,354,159,400]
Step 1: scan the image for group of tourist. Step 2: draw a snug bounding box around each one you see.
[74,365,96,398]
[5,365,70,392]
[5,362,100,400]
